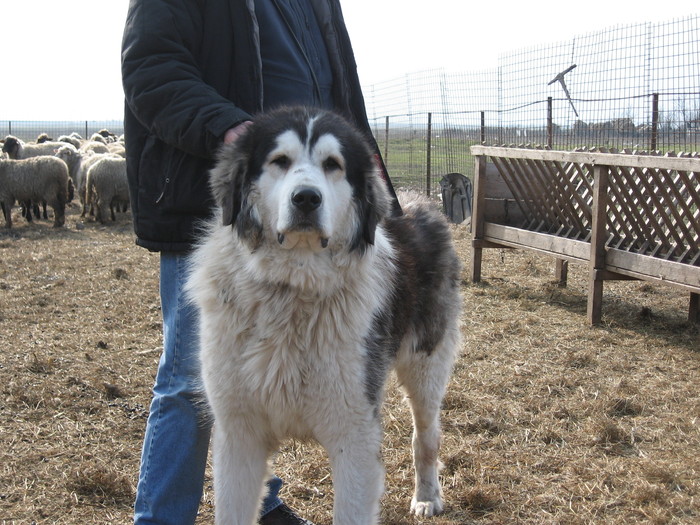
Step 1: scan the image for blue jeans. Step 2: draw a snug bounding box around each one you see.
[134,252,283,524]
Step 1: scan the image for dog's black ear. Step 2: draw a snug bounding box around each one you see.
[357,168,391,250]
[210,141,249,227]
[220,162,244,227]
[362,185,380,246]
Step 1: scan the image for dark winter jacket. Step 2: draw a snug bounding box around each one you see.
[121,0,396,252]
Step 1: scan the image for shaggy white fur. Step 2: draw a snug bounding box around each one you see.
[186,107,461,525]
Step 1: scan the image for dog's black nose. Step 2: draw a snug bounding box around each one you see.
[291,187,322,213]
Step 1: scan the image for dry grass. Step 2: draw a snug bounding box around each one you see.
[1,205,698,524]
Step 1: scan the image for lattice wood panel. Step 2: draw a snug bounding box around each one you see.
[488,148,700,266]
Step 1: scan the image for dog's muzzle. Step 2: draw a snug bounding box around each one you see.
[277,186,329,249]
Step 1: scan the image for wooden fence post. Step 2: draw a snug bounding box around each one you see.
[690,293,699,324]
[470,154,487,283]
[555,260,569,287]
[587,164,610,325]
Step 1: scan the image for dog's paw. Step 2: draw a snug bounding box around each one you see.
[410,496,443,517]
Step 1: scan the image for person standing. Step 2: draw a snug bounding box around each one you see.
[121,0,400,523]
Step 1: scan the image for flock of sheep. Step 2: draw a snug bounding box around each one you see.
[0,130,128,228]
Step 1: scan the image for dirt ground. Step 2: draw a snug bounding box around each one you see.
[1,204,698,524]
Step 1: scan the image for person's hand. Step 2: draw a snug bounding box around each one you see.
[223,121,253,144]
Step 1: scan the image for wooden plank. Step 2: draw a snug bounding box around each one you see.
[483,223,590,262]
[471,145,700,172]
[605,249,700,293]
[472,239,513,250]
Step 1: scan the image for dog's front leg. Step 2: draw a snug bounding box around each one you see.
[212,421,270,525]
[323,424,384,525]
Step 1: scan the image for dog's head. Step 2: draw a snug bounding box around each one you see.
[209,106,391,253]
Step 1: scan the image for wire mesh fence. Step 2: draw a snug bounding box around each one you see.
[2,15,698,201]
[364,14,700,198]
[0,120,124,144]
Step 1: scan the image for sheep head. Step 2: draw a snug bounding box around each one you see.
[2,136,22,158]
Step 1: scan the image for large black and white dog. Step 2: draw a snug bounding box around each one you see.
[186,106,462,525]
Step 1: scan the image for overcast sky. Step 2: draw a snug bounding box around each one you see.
[0,0,696,120]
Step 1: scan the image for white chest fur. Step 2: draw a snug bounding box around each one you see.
[187,225,396,440]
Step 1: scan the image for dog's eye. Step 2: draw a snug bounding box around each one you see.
[322,157,342,173]
[270,155,291,170]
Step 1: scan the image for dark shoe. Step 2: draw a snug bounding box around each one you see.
[259,503,315,525]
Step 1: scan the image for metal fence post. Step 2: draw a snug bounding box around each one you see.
[651,93,659,151]
[480,111,485,144]
[384,116,389,165]
[547,97,553,148]
[426,112,432,197]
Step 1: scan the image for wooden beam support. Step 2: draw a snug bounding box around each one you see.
[587,165,609,325]
[555,259,569,287]
[690,293,699,324]
[470,155,487,283]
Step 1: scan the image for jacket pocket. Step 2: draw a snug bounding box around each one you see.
[156,150,214,216]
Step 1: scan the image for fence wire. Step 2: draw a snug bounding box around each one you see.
[364,14,700,197]
[2,15,698,200]
[0,120,124,145]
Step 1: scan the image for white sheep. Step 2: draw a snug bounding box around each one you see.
[57,135,82,149]
[88,132,109,144]
[0,156,71,228]
[96,129,118,142]
[54,146,116,217]
[2,135,67,159]
[107,142,126,158]
[79,141,110,155]
[2,135,74,221]
[85,156,129,223]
